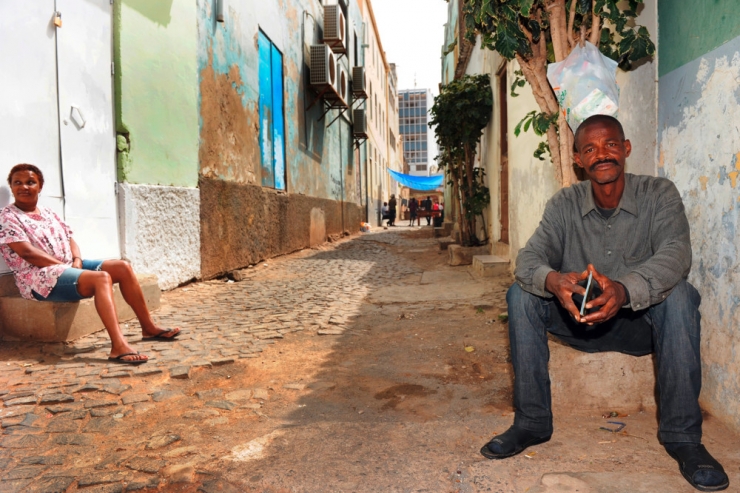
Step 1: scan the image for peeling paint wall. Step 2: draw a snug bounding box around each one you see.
[196,0,363,276]
[659,34,740,430]
[115,0,199,187]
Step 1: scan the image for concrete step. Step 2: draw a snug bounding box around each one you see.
[472,254,510,277]
[0,273,161,342]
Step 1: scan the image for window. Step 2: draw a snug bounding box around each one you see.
[416,165,427,171]
[258,30,285,190]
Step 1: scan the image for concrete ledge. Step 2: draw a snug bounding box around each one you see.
[438,237,457,251]
[448,244,489,266]
[472,255,510,278]
[0,274,161,342]
[549,338,657,413]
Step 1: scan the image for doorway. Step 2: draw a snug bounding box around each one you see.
[0,1,120,272]
[497,66,509,244]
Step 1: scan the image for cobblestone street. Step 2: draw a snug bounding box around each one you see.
[1,228,738,493]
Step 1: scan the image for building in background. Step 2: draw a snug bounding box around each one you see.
[398,89,435,177]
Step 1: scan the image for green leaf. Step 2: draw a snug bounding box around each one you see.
[627,26,655,61]
[520,0,535,17]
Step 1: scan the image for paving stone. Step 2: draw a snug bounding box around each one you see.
[47,418,80,433]
[210,357,235,366]
[145,434,180,450]
[0,479,33,491]
[90,406,125,418]
[121,394,150,405]
[151,390,184,402]
[126,457,166,473]
[133,367,163,377]
[77,484,124,493]
[197,478,243,493]
[169,366,191,379]
[0,434,49,448]
[205,400,237,411]
[102,384,131,395]
[4,396,37,407]
[78,470,128,486]
[0,458,11,469]
[38,394,74,405]
[5,465,47,480]
[2,391,34,402]
[190,360,213,368]
[72,384,104,394]
[32,476,75,493]
[252,388,269,400]
[195,389,222,400]
[94,452,133,470]
[84,399,119,409]
[132,402,155,414]
[283,383,306,390]
[101,371,131,379]
[163,445,199,458]
[183,409,220,420]
[126,478,161,491]
[224,389,252,401]
[54,433,93,446]
[84,417,116,433]
[21,456,64,466]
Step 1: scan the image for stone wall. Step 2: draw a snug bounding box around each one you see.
[658,34,740,430]
[199,176,362,279]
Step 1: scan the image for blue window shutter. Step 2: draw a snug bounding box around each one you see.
[271,45,286,190]
[258,32,275,188]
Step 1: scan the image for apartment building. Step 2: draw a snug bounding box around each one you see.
[398,88,435,177]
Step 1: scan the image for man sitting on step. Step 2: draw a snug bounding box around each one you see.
[480,115,729,492]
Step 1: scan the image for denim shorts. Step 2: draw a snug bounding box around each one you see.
[32,259,105,302]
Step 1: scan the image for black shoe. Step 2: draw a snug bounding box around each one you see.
[664,443,729,491]
[480,424,551,460]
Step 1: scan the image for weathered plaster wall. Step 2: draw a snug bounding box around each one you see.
[658,36,740,430]
[118,183,201,289]
[196,0,363,276]
[115,0,199,187]
[615,0,657,177]
[199,176,361,279]
[196,0,359,203]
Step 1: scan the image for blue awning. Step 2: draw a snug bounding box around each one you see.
[387,169,444,191]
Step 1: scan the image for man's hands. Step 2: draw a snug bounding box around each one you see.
[545,264,628,325]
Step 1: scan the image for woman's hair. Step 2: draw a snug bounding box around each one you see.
[7,164,44,187]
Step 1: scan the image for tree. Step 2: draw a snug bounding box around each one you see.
[429,74,493,246]
[463,0,655,187]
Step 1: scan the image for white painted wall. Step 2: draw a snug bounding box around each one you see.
[118,184,201,290]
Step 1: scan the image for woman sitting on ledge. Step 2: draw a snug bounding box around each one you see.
[0,164,180,364]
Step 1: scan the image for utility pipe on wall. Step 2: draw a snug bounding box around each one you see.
[216,0,225,22]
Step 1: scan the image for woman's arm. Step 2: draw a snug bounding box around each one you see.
[69,238,83,269]
[6,241,65,268]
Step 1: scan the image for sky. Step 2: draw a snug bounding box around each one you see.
[370,0,449,97]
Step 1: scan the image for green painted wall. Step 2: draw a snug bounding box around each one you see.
[114,0,199,187]
[659,0,740,76]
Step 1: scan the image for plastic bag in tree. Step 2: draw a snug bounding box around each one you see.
[547,41,619,133]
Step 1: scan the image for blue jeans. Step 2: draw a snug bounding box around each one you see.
[32,259,105,302]
[506,280,703,444]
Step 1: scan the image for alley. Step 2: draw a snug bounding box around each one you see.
[0,227,738,493]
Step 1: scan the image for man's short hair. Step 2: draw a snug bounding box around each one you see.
[574,115,625,151]
[7,164,45,186]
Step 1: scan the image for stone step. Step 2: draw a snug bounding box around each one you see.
[472,254,509,277]
[0,273,161,342]
[449,244,490,266]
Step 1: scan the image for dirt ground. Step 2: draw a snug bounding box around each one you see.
[2,227,738,492]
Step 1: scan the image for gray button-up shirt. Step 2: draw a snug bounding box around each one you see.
[515,173,691,311]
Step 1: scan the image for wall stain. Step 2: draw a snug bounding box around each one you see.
[199,50,259,185]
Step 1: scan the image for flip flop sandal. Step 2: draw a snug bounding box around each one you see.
[108,352,148,365]
[666,443,729,492]
[142,329,181,341]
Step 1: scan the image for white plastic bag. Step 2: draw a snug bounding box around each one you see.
[547,41,619,133]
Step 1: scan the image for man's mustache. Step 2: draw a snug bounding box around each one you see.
[589,159,619,172]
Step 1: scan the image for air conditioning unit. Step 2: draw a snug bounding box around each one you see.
[323,5,347,54]
[336,65,349,107]
[309,44,337,91]
[352,67,367,98]
[353,109,367,137]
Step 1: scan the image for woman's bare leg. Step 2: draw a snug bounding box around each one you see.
[76,270,147,362]
[99,260,179,339]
